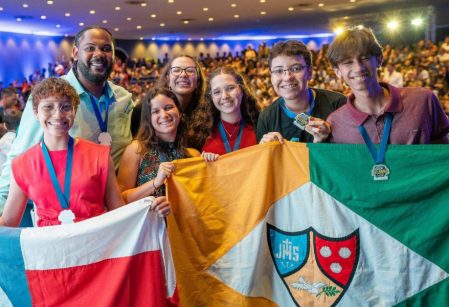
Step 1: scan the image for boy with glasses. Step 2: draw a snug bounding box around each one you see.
[257,40,346,144]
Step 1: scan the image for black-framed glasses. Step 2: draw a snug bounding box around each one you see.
[270,64,307,76]
[170,66,197,76]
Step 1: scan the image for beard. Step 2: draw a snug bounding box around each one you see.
[76,58,112,84]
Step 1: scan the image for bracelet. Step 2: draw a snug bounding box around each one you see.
[152,180,157,190]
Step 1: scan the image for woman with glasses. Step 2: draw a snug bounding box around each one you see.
[0,78,126,227]
[190,66,260,161]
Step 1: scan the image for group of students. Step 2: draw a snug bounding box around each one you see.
[0,24,448,228]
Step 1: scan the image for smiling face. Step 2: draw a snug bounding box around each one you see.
[73,28,114,84]
[168,57,198,97]
[34,96,75,138]
[210,73,243,118]
[150,94,181,142]
[270,55,312,101]
[334,55,381,93]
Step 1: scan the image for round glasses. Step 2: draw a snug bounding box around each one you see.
[170,66,197,76]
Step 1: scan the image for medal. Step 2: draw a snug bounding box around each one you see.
[293,112,310,130]
[58,209,75,224]
[371,164,390,181]
[98,132,112,146]
[358,113,393,181]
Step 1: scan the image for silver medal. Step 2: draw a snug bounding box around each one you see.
[98,132,112,146]
[58,209,75,224]
[371,164,390,181]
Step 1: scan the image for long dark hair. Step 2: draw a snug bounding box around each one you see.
[157,55,206,118]
[136,88,187,157]
[189,66,260,150]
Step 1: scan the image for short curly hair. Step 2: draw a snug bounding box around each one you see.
[269,40,312,68]
[31,78,80,112]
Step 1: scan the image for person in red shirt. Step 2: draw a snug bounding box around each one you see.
[0,78,128,227]
[190,66,260,161]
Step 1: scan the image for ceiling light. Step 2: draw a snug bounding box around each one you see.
[136,25,142,29]
[64,34,68,37]
[140,37,144,40]
[16,17,22,22]
[184,20,189,24]
[102,19,107,24]
[200,37,204,41]
[234,14,239,18]
[260,0,266,2]
[350,0,356,2]
[41,15,47,19]
[56,24,60,28]
[160,23,165,27]
[168,0,174,3]
[151,14,157,18]
[203,7,208,11]
[177,11,182,15]
[288,7,294,11]
[188,38,192,41]
[152,37,156,40]
[114,28,119,31]
[334,27,344,35]
[231,3,237,7]
[141,3,147,7]
[0,7,3,11]
[208,17,214,21]
[260,11,266,15]
[176,38,180,41]
[127,17,132,21]
[65,12,71,17]
[411,17,423,27]
[386,20,399,30]
[47,0,53,4]
[22,4,29,8]
[89,10,95,14]
[318,3,324,7]
[115,6,120,10]
[79,22,84,26]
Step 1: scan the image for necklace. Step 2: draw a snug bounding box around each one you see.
[221,119,240,138]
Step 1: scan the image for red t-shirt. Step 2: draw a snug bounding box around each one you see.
[202,120,257,155]
[12,138,109,227]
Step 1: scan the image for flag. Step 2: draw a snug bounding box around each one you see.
[0,197,178,307]
[166,142,449,306]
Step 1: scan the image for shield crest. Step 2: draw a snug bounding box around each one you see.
[267,224,359,306]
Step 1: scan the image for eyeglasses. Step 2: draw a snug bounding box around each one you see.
[39,103,74,115]
[210,84,239,98]
[170,66,197,76]
[270,64,307,76]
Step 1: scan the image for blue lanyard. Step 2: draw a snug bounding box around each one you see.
[218,120,244,153]
[41,136,74,209]
[89,94,110,132]
[357,113,393,164]
[280,88,315,119]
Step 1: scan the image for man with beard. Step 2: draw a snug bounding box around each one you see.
[0,26,133,216]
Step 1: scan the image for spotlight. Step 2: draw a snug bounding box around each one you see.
[411,17,423,27]
[386,20,399,31]
[334,27,344,35]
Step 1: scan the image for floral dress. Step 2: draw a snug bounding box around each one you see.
[136,145,184,197]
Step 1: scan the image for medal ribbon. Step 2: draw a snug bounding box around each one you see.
[41,136,74,209]
[218,120,245,153]
[357,113,393,164]
[90,95,110,132]
[281,88,315,119]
